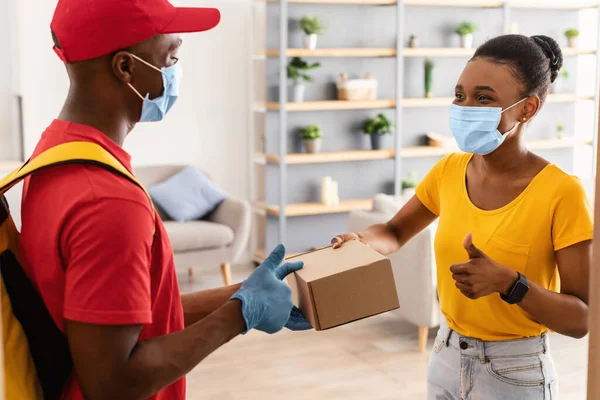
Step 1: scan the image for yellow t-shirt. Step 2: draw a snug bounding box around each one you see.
[416,152,593,341]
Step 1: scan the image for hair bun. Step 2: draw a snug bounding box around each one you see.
[531,35,563,82]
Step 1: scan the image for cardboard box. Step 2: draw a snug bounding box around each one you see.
[286,240,400,331]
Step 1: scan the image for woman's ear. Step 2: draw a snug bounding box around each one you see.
[521,96,541,122]
[112,51,135,84]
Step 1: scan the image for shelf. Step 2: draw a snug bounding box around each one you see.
[263,0,597,8]
[402,137,591,158]
[257,198,373,217]
[509,1,599,10]
[266,48,397,57]
[265,0,395,4]
[259,138,590,165]
[266,47,596,58]
[266,99,396,111]
[265,149,395,164]
[0,161,22,171]
[404,0,503,7]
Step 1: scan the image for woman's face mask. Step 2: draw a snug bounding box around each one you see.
[449,97,528,155]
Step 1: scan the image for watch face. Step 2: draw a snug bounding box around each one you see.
[513,280,529,301]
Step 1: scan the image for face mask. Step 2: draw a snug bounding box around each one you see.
[449,97,528,155]
[128,54,182,123]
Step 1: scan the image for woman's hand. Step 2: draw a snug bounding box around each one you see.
[331,232,368,249]
[450,233,519,300]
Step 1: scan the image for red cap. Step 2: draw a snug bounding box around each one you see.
[51,0,221,63]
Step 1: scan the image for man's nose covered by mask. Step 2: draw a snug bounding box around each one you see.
[128,54,183,122]
[449,97,528,155]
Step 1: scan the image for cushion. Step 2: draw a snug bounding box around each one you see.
[163,221,234,252]
[372,193,405,215]
[148,167,227,222]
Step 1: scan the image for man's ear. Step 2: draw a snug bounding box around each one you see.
[112,51,135,84]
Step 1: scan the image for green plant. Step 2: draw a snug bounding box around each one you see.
[455,21,478,36]
[300,125,322,140]
[565,29,580,39]
[424,59,434,98]
[401,173,419,190]
[287,57,321,85]
[300,16,326,36]
[363,114,394,136]
[559,68,569,80]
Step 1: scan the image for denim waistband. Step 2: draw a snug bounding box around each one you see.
[439,319,549,362]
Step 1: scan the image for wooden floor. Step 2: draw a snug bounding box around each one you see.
[180,265,589,400]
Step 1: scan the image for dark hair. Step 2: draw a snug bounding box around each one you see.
[472,34,563,104]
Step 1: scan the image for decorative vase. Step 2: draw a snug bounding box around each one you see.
[408,36,419,48]
[304,138,322,153]
[293,83,305,102]
[304,34,318,50]
[568,37,577,48]
[461,33,474,49]
[424,60,434,99]
[370,135,383,150]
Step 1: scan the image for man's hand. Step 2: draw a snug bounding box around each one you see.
[231,244,304,334]
[450,233,518,300]
[285,306,312,331]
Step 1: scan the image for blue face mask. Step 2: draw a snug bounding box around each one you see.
[128,54,182,123]
[449,97,528,155]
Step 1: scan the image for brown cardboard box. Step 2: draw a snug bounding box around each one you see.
[286,240,400,331]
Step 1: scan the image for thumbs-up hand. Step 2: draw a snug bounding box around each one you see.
[449,233,519,300]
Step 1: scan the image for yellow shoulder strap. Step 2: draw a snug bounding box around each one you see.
[0,141,151,203]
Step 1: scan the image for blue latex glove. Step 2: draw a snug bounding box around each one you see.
[285,306,313,331]
[231,244,304,334]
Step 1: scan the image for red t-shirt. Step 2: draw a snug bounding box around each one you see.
[19,120,185,400]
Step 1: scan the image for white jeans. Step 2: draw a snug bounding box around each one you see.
[427,320,558,400]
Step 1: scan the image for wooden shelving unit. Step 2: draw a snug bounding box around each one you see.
[257,198,374,217]
[264,94,591,112]
[253,0,600,256]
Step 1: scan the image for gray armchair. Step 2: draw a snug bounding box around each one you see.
[134,165,251,286]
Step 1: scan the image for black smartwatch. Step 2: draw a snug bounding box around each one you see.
[500,272,529,304]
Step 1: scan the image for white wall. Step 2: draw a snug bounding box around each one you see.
[14,0,252,201]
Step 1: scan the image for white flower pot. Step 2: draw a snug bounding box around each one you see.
[304,138,322,153]
[304,34,318,50]
[461,34,474,49]
[293,83,305,103]
[568,37,577,48]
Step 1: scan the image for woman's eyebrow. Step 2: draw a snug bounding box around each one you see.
[475,85,496,92]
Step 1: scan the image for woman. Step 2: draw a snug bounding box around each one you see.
[332,34,592,400]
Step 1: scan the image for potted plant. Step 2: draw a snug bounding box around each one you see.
[363,113,393,150]
[455,21,478,49]
[565,29,580,48]
[287,57,321,102]
[424,59,434,98]
[552,68,568,93]
[408,34,419,48]
[300,125,323,153]
[556,124,564,139]
[300,16,326,50]
[401,173,418,198]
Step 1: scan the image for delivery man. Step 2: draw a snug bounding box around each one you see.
[18,0,310,399]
